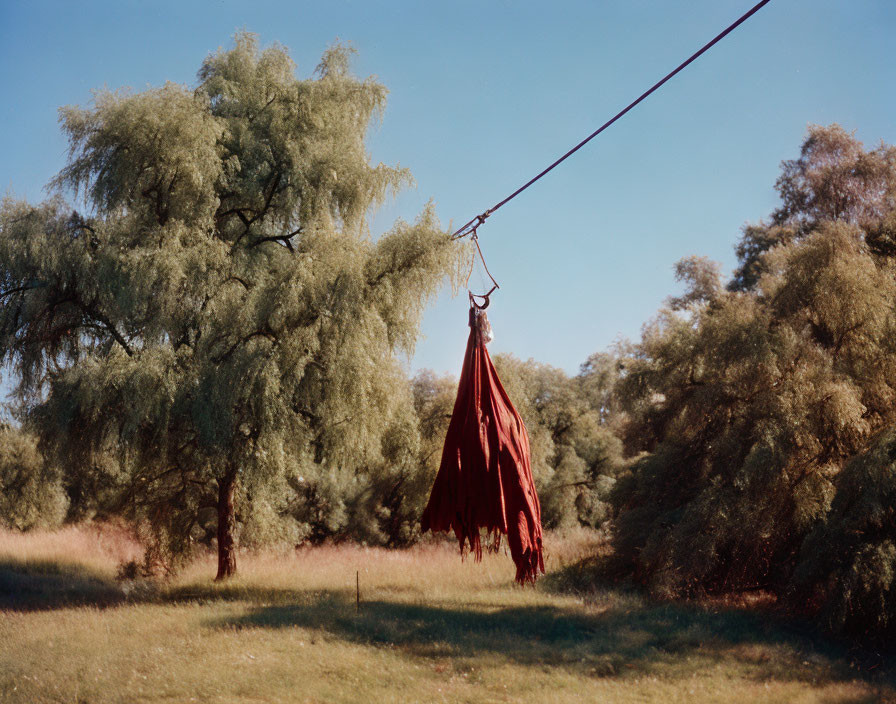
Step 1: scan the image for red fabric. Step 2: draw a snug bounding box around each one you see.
[421,308,545,584]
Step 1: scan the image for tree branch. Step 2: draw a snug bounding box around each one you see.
[247,95,278,123]
[248,168,283,227]
[0,283,44,301]
[76,302,134,356]
[212,329,278,364]
[248,228,301,252]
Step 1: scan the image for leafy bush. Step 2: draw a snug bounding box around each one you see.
[790,429,896,638]
[610,125,896,598]
[0,423,67,530]
[492,354,623,531]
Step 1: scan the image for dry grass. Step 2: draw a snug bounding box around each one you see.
[0,522,141,574]
[0,525,892,704]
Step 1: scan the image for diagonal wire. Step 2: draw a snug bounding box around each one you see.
[451,0,773,240]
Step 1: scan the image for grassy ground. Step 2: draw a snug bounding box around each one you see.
[0,526,892,704]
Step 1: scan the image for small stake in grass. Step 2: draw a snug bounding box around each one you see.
[356,570,360,612]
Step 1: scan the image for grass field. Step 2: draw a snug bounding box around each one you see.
[0,526,893,704]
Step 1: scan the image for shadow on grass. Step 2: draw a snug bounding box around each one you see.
[209,586,892,694]
[2,555,892,697]
[0,559,127,611]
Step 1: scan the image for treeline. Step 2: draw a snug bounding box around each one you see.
[0,353,624,544]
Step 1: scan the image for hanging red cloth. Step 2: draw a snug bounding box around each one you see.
[421,302,545,584]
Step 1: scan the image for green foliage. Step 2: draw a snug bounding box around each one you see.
[285,369,426,547]
[491,355,623,530]
[611,125,896,599]
[0,424,67,530]
[0,33,467,573]
[399,370,459,542]
[791,429,896,638]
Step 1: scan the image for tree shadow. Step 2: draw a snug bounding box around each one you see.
[3,555,892,697]
[0,558,127,611]
[209,588,892,693]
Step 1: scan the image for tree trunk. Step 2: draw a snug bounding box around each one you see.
[215,469,238,581]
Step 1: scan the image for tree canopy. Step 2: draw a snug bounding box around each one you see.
[610,125,896,615]
[0,34,466,577]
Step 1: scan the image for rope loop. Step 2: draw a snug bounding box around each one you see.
[465,229,500,306]
[469,286,498,310]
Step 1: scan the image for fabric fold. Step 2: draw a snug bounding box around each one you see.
[421,306,545,584]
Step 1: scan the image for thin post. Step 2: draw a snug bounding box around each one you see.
[356,570,360,612]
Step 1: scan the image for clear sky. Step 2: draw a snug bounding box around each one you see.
[2,0,895,390]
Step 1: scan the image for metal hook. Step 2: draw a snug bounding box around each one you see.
[469,285,498,310]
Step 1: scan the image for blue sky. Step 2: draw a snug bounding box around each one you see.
[2,0,895,388]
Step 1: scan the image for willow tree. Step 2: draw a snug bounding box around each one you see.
[0,34,465,579]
